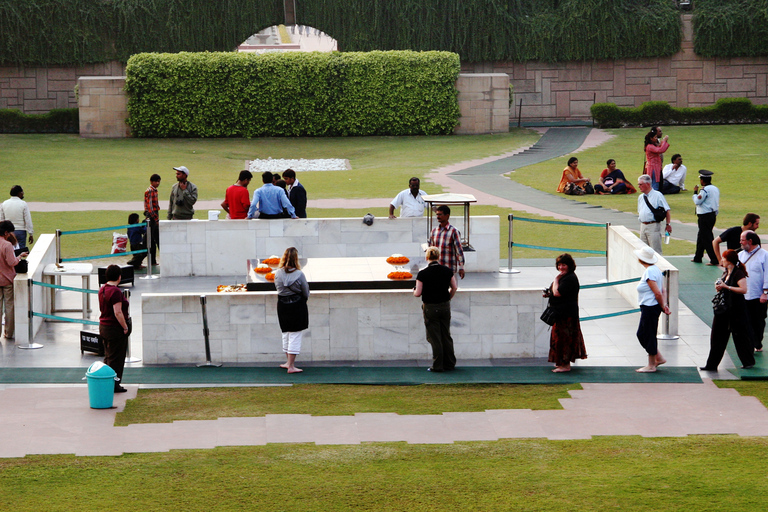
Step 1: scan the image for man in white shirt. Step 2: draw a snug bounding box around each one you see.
[389,177,427,219]
[660,154,687,194]
[739,231,768,352]
[0,185,33,249]
[637,174,671,254]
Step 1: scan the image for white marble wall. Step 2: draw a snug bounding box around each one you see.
[141,287,550,364]
[607,225,679,335]
[159,216,500,277]
[14,233,57,343]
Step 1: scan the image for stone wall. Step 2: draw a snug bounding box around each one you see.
[454,73,509,135]
[0,61,124,114]
[78,77,130,138]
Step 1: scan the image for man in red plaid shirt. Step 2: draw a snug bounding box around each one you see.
[143,174,161,266]
[429,205,465,279]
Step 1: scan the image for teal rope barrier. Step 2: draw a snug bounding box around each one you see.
[581,277,641,289]
[32,280,98,294]
[59,222,147,236]
[32,312,99,326]
[581,308,641,322]
[514,217,605,228]
[514,243,606,255]
[60,248,147,263]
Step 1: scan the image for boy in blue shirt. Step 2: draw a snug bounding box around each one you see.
[126,213,147,269]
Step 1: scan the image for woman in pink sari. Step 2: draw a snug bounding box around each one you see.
[644,126,669,191]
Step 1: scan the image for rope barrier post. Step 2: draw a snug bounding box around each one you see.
[499,213,520,274]
[19,278,43,350]
[197,295,221,368]
[604,222,611,283]
[658,270,679,340]
[140,221,159,280]
[55,229,61,264]
[123,289,141,363]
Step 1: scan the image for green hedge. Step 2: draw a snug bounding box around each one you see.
[125,51,460,137]
[0,108,79,133]
[591,99,768,128]
[693,0,768,58]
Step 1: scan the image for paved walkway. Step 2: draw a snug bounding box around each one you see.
[2,379,767,457]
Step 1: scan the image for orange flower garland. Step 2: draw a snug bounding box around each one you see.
[386,256,409,265]
[262,257,280,266]
[254,265,272,274]
[387,271,412,280]
[265,272,275,282]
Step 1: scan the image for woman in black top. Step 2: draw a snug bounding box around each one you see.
[414,246,458,372]
[544,253,587,372]
[701,249,755,371]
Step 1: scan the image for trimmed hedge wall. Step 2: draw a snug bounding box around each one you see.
[125,51,460,137]
[694,0,768,58]
[591,99,768,128]
[0,108,79,133]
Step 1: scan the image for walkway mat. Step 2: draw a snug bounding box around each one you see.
[0,366,701,385]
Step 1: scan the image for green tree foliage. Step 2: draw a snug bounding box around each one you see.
[125,51,460,137]
[693,0,768,57]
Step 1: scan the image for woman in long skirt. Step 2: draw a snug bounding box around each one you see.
[545,253,587,372]
[274,247,310,374]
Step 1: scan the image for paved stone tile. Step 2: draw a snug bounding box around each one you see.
[311,416,361,445]
[265,414,316,444]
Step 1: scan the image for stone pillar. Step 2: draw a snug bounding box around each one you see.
[77,76,130,138]
[454,73,509,134]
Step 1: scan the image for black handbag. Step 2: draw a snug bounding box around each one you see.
[14,259,28,274]
[712,290,728,315]
[540,305,558,326]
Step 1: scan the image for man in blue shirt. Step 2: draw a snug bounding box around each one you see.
[691,170,720,265]
[248,171,297,219]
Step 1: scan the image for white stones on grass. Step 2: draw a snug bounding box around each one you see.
[248,158,351,174]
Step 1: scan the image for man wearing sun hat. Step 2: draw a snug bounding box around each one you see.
[691,169,720,265]
[168,166,198,220]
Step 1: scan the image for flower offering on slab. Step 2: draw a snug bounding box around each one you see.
[387,271,412,280]
[386,254,409,265]
[254,263,272,274]
[217,284,247,292]
[265,272,275,282]
[262,255,280,266]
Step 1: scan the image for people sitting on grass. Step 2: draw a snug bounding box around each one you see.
[557,157,592,195]
[594,159,636,195]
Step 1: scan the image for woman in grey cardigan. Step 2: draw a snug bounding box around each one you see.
[274,247,310,373]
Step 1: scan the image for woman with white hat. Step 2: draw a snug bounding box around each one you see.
[635,246,670,372]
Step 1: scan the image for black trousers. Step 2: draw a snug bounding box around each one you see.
[637,304,662,356]
[148,219,159,265]
[100,323,128,385]
[705,311,756,368]
[693,212,717,263]
[422,301,456,371]
[745,298,768,350]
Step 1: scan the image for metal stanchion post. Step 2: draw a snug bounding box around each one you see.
[55,229,61,265]
[19,278,43,349]
[597,222,611,283]
[197,295,221,367]
[500,213,520,274]
[658,270,679,340]
[140,221,159,280]
[123,289,141,363]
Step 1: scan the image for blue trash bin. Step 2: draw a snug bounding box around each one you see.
[85,362,116,409]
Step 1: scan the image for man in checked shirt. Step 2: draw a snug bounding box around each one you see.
[143,173,161,266]
[429,205,465,279]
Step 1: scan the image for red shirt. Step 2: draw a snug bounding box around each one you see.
[223,184,251,220]
[99,284,129,326]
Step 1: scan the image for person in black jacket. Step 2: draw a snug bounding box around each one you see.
[282,169,307,218]
[544,253,587,372]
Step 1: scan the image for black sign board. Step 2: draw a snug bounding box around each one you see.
[80,330,104,356]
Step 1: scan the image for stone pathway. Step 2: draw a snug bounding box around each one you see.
[2,379,766,457]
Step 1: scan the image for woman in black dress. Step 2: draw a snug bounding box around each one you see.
[544,253,587,372]
[274,247,310,374]
[701,249,755,371]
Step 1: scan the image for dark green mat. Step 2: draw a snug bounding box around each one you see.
[0,366,702,385]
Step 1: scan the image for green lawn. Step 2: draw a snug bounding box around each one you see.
[509,125,768,228]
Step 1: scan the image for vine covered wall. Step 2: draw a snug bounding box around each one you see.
[693,0,768,58]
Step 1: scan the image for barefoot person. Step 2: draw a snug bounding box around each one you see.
[543,253,587,372]
[635,246,669,373]
[274,247,309,373]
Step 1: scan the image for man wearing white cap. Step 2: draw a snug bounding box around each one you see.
[168,166,198,220]
[691,169,719,265]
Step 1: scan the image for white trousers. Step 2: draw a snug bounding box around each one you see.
[640,222,663,254]
[282,331,303,355]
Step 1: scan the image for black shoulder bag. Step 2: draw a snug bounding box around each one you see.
[643,194,667,223]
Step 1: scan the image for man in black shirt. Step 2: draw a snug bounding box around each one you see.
[713,213,760,262]
[414,246,458,372]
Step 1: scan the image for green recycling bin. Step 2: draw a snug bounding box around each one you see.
[85,361,116,409]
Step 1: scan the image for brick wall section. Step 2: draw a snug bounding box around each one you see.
[461,14,768,123]
[454,73,510,134]
[0,61,124,114]
[77,76,130,138]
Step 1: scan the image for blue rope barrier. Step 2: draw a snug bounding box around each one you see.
[60,248,147,263]
[59,222,147,236]
[581,308,641,322]
[514,243,606,255]
[32,312,99,326]
[514,217,605,228]
[581,277,641,289]
[32,280,98,294]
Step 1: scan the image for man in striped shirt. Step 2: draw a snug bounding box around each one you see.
[429,205,465,279]
[143,174,161,266]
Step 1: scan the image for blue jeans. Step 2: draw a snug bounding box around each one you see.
[13,230,27,249]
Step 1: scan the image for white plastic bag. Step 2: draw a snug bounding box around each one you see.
[111,232,128,254]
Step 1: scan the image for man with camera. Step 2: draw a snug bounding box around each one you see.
[167,166,198,220]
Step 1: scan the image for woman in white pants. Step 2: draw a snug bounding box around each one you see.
[274,247,309,373]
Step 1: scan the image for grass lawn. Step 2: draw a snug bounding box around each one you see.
[115,383,582,425]
[2,437,767,510]
[0,130,539,202]
[715,379,768,406]
[509,125,768,229]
